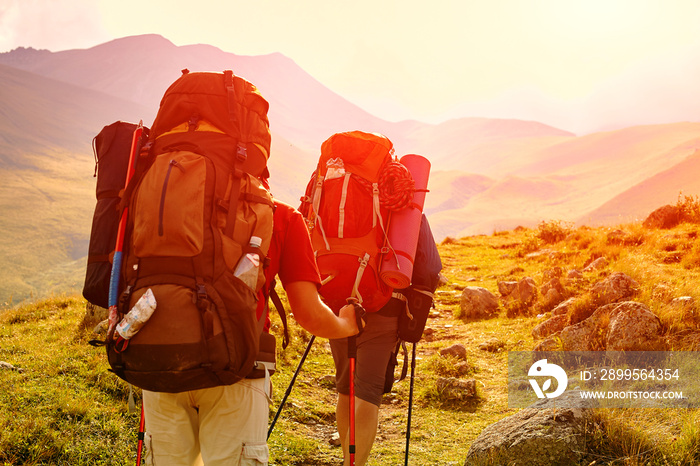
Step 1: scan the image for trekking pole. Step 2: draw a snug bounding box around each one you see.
[136,403,146,465]
[107,121,144,333]
[346,298,366,466]
[404,342,417,466]
[267,335,316,439]
[104,121,144,466]
[348,331,358,466]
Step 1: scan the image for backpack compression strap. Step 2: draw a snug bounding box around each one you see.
[223,70,248,239]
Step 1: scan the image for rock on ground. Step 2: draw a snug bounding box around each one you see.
[460,286,500,319]
[464,392,593,466]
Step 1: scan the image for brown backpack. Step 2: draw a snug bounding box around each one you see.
[106,70,274,393]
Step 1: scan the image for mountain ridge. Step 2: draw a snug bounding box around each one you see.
[1,33,699,306]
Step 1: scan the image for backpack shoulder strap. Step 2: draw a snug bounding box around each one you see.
[268,279,290,349]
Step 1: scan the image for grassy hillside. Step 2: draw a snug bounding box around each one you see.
[0,151,94,307]
[5,211,700,465]
[0,63,152,307]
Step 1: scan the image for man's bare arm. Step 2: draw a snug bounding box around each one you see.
[284,281,359,339]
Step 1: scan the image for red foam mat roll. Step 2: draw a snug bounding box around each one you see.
[380,154,430,289]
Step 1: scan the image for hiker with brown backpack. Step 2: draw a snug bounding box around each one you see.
[140,197,361,465]
[84,70,361,465]
[299,131,440,466]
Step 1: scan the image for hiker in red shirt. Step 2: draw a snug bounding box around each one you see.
[142,199,360,465]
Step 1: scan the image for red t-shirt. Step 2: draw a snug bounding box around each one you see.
[256,200,321,322]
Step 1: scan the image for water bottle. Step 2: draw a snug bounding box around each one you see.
[116,288,157,340]
[234,236,262,290]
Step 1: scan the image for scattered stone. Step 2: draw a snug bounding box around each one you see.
[81,303,110,332]
[525,249,564,261]
[541,277,566,307]
[643,204,681,229]
[558,304,617,351]
[583,256,608,272]
[478,338,505,352]
[436,290,460,304]
[533,336,561,352]
[440,344,467,360]
[329,432,341,447]
[651,283,674,302]
[498,281,517,297]
[542,267,564,281]
[459,286,500,319]
[93,318,109,334]
[436,377,477,401]
[0,361,22,373]
[531,314,569,340]
[567,269,583,280]
[590,272,639,306]
[499,277,538,307]
[606,302,663,351]
[551,297,576,316]
[540,278,564,296]
[671,296,695,312]
[317,375,336,389]
[454,362,473,376]
[606,229,629,244]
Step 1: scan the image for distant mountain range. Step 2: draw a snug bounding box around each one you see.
[1,34,699,306]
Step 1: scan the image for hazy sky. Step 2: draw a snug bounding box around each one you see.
[2,0,700,134]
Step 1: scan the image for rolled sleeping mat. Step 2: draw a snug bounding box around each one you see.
[380,154,431,289]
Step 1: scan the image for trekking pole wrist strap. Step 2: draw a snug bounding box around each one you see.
[346,297,366,335]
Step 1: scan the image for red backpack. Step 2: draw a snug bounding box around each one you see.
[300,131,414,312]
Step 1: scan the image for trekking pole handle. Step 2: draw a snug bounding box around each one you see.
[346,297,366,335]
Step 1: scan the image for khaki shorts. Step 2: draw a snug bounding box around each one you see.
[142,379,269,466]
[330,310,399,407]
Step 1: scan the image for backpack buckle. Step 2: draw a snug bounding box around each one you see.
[118,285,133,310]
[236,143,247,163]
[195,284,209,311]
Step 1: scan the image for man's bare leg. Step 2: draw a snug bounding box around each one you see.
[336,394,380,466]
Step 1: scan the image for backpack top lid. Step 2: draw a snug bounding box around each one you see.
[319,130,393,182]
[150,70,271,177]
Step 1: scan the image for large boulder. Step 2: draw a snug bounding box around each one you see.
[590,272,639,306]
[499,277,538,307]
[643,204,681,229]
[558,301,663,351]
[465,392,593,466]
[540,277,566,307]
[551,297,577,316]
[558,305,616,351]
[460,287,499,319]
[531,314,569,340]
[606,302,663,351]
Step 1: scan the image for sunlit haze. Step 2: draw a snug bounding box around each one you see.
[2,0,700,134]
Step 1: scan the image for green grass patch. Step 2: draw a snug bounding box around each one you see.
[7,218,700,464]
